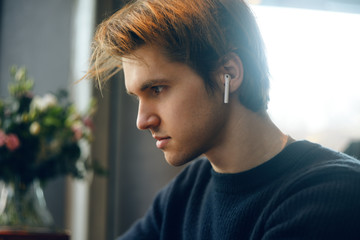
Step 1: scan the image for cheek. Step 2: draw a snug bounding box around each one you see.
[165,90,210,123]
[164,90,224,136]
[159,76,225,135]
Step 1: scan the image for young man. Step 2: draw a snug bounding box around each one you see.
[86,0,360,239]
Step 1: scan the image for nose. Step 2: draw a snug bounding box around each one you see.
[136,101,160,130]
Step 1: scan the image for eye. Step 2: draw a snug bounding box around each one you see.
[151,86,165,95]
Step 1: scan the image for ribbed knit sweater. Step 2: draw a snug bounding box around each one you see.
[118,141,360,239]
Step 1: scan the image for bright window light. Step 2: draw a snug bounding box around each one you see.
[251,6,360,151]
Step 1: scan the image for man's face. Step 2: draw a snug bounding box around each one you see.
[123,45,229,166]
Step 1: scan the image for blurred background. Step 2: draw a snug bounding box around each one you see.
[0,0,359,239]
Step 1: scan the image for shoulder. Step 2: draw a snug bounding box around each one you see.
[264,142,360,239]
[281,140,360,181]
[277,141,360,202]
[289,141,360,185]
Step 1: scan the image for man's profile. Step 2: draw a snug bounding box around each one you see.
[85,0,360,239]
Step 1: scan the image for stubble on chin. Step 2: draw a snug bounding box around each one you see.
[163,149,204,167]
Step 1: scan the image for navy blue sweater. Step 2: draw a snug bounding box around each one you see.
[118,141,360,239]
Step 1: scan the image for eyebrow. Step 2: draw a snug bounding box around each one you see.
[127,79,170,96]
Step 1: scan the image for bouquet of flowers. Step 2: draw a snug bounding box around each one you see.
[0,66,97,186]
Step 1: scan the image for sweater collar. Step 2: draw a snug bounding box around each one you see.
[210,140,318,194]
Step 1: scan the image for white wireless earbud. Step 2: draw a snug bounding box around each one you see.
[224,74,231,104]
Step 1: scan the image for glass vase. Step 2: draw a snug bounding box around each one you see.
[0,179,55,232]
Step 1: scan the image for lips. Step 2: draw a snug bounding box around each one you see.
[154,136,171,149]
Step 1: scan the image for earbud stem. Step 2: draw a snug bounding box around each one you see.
[224,74,230,104]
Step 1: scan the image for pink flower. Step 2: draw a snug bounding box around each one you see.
[72,123,83,141]
[5,134,21,151]
[0,130,6,147]
[83,116,94,130]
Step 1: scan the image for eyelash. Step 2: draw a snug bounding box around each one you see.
[151,86,165,95]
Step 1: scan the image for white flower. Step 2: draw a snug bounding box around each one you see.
[31,96,45,111]
[14,68,26,81]
[31,94,57,111]
[29,122,41,135]
[42,94,57,107]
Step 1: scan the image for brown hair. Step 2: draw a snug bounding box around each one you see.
[86,0,269,111]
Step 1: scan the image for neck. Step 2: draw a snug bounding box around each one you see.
[205,104,289,173]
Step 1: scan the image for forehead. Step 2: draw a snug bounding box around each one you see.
[122,45,191,94]
[122,45,169,79]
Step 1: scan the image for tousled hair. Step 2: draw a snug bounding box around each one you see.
[86,0,270,111]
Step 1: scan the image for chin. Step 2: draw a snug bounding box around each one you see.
[163,150,202,167]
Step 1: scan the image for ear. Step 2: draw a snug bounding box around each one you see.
[218,52,244,93]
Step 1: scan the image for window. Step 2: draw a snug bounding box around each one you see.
[252,5,360,150]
